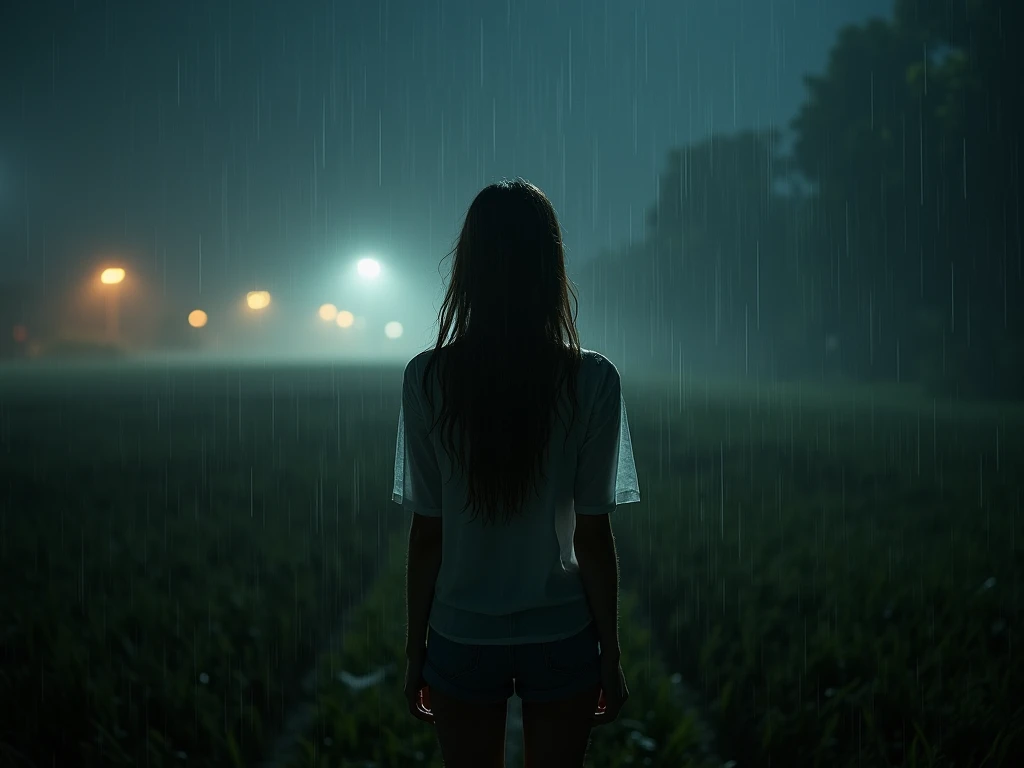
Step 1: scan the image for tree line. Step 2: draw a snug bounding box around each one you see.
[575,0,1021,399]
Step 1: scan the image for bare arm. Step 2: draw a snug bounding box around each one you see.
[574,512,621,659]
[405,514,442,656]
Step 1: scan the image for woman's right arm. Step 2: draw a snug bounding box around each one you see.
[574,512,621,660]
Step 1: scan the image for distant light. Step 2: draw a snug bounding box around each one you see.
[384,321,403,339]
[356,258,381,279]
[336,310,354,328]
[188,309,208,328]
[319,303,338,321]
[246,291,271,310]
[11,324,28,343]
[100,268,126,285]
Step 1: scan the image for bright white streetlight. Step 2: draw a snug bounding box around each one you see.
[356,258,381,279]
[384,321,403,339]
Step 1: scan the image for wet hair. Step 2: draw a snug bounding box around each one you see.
[422,179,583,526]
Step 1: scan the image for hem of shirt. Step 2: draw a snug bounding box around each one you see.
[391,493,442,516]
[429,616,593,646]
[575,491,640,515]
[427,596,594,645]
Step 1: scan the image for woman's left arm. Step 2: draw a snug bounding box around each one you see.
[406,514,443,656]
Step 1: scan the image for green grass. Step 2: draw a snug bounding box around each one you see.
[0,363,1020,766]
[0,367,405,767]
[617,383,1023,767]
[282,531,720,768]
[624,368,1024,427]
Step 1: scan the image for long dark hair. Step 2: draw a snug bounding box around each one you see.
[422,179,583,526]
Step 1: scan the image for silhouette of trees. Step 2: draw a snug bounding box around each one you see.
[793,0,1021,395]
[577,0,1021,397]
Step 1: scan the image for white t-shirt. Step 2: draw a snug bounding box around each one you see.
[392,347,641,645]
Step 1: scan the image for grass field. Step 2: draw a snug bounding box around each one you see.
[0,364,404,767]
[619,370,1023,767]
[0,361,1020,766]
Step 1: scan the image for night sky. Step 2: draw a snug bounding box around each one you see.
[0,0,890,340]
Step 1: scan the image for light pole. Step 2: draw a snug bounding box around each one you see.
[99,268,126,343]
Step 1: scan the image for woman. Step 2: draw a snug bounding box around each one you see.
[392,179,640,767]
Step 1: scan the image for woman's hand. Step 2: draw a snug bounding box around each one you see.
[404,648,434,723]
[593,652,628,726]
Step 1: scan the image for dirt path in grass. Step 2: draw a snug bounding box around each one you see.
[255,563,527,766]
[257,536,723,768]
[257,601,365,768]
[257,547,385,768]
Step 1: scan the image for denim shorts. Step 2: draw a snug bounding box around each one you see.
[422,621,602,703]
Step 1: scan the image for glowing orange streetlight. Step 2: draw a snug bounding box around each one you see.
[100,267,125,285]
[188,309,208,328]
[318,303,338,321]
[336,310,354,328]
[99,267,127,342]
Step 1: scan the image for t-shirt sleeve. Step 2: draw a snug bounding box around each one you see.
[574,360,641,515]
[391,359,443,517]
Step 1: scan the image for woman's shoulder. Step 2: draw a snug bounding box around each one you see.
[401,349,437,387]
[407,348,435,368]
[579,348,620,376]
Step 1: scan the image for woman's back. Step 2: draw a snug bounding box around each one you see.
[393,346,639,645]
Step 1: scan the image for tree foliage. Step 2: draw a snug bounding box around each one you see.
[576,129,816,379]
[793,0,1021,395]
[577,0,1022,397]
